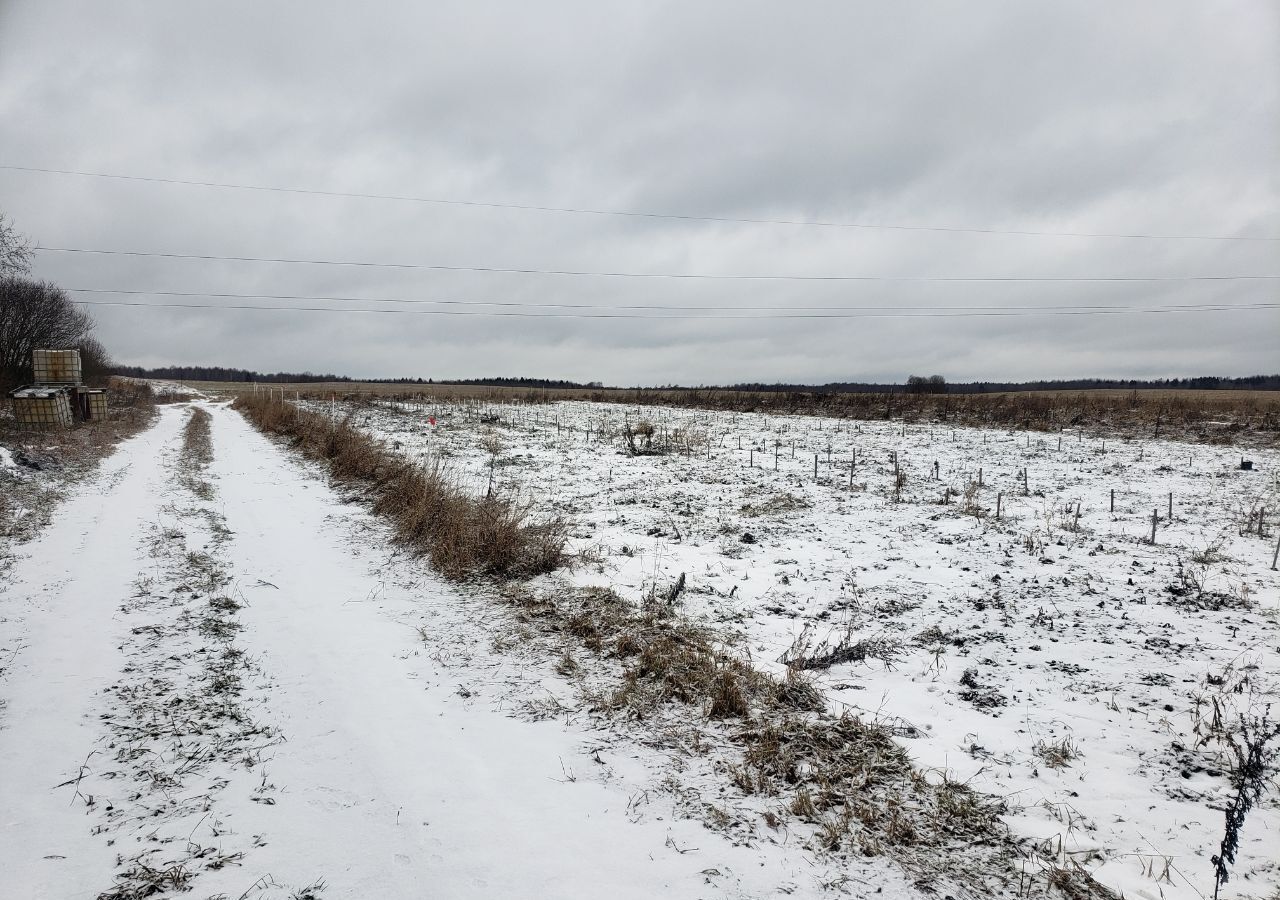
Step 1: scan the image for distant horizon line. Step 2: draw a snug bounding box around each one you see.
[111,366,1280,393]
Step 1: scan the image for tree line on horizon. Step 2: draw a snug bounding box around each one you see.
[111,365,1280,393]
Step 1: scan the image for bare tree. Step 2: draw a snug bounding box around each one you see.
[80,335,115,386]
[0,213,33,277]
[906,374,948,395]
[0,277,97,390]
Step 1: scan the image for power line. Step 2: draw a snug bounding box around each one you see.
[6,164,1276,242]
[64,287,1280,314]
[38,247,1280,283]
[68,295,1280,320]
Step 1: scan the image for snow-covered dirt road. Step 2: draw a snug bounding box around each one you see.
[1,402,906,899]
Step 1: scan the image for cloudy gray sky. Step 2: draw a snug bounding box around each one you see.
[1,0,1276,385]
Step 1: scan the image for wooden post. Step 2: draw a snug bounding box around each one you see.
[849,461,854,490]
[1110,489,1115,513]
[814,454,819,480]
[996,492,1002,519]
[774,445,779,470]
[933,460,939,480]
[1168,492,1173,520]
[1271,530,1279,570]
[738,435,742,450]
[1150,508,1158,544]
[978,467,983,486]
[1057,435,1062,451]
[750,449,754,468]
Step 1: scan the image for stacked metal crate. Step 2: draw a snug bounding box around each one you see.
[31,349,82,386]
[9,349,109,430]
[11,386,75,430]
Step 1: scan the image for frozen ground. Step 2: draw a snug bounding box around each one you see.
[336,396,1280,900]
[0,401,921,899]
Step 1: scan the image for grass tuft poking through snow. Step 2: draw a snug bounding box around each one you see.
[233,394,566,580]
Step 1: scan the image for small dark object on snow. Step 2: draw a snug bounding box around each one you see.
[739,532,757,544]
[1239,459,1253,471]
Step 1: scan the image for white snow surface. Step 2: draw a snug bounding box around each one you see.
[334,396,1280,900]
[1,402,920,899]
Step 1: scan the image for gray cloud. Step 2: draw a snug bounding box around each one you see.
[0,0,1276,384]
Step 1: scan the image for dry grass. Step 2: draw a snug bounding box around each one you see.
[177,407,214,499]
[233,394,565,580]
[1033,736,1082,770]
[182,407,212,463]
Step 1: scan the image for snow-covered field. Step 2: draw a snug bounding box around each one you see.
[338,396,1280,900]
[2,395,1277,899]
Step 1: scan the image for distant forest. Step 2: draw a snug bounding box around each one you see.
[114,365,1280,393]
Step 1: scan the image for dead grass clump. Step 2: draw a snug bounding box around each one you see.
[233,394,565,580]
[740,493,809,517]
[738,714,1008,858]
[622,420,667,455]
[782,624,905,671]
[1033,736,1082,769]
[772,666,826,712]
[98,860,193,900]
[615,631,762,717]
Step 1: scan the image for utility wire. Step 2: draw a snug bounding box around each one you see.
[69,296,1280,320]
[37,247,1280,283]
[64,287,1280,314]
[5,164,1275,242]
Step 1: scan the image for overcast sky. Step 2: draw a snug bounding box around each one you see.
[1,1,1276,385]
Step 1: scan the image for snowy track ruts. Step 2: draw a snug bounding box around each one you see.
[93,404,286,899]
